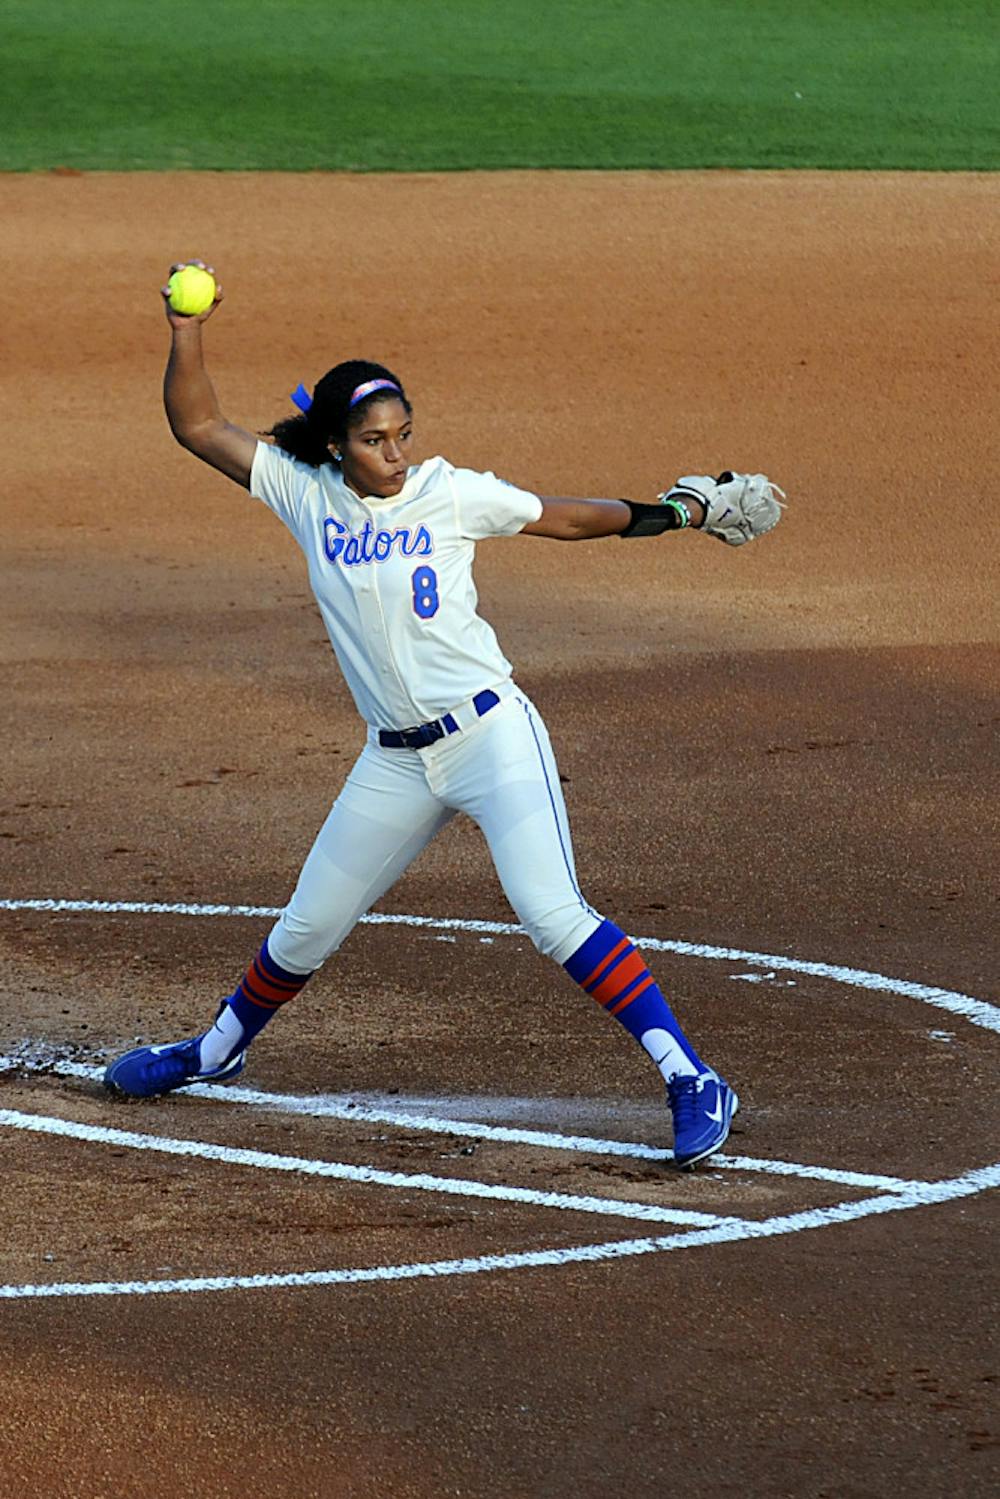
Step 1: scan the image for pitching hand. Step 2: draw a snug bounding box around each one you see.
[161,259,224,328]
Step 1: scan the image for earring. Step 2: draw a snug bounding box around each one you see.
[333,451,342,461]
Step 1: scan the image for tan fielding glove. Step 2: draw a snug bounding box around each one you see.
[663,471,786,546]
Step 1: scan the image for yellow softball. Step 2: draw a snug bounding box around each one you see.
[167,264,217,316]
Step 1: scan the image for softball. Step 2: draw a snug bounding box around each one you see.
[167,264,216,316]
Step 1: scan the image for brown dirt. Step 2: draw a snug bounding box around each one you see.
[0,170,998,1498]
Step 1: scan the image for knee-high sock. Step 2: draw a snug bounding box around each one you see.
[198,938,313,1070]
[563,918,705,1082]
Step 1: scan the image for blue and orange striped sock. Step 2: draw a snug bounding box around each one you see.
[198,939,313,1071]
[563,919,705,1082]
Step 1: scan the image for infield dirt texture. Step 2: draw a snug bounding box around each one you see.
[1,6,998,1498]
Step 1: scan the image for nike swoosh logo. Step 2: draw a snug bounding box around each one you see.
[706,1098,724,1123]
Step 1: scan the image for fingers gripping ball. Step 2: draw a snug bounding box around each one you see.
[167,264,217,316]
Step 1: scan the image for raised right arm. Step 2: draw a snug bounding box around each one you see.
[162,262,257,489]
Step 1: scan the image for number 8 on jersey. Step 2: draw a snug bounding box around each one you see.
[411,564,439,619]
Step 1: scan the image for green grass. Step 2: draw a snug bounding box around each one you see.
[3,0,998,170]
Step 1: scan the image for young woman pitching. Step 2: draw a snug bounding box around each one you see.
[104,261,783,1168]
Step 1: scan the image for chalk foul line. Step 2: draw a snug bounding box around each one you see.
[0,1053,930,1195]
[2,1154,997,1302]
[0,1107,741,1230]
[0,891,997,1301]
[2,895,997,1033]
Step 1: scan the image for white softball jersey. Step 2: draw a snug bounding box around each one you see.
[250,441,544,730]
[249,439,602,971]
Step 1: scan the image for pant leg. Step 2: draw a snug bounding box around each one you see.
[428,691,603,963]
[267,738,454,973]
[433,697,707,1084]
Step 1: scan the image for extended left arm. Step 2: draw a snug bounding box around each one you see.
[523,473,786,546]
[522,494,706,541]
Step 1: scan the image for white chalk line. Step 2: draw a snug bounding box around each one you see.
[0,1054,930,1195]
[4,895,998,1033]
[3,1158,997,1303]
[0,1107,740,1230]
[2,892,997,1301]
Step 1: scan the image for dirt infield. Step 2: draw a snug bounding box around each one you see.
[1,171,998,1498]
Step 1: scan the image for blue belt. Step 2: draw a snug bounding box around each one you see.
[378,690,501,749]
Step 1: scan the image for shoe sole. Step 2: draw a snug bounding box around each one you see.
[675,1090,739,1171]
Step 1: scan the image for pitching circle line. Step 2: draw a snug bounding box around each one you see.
[2,895,998,1033]
[0,893,996,1301]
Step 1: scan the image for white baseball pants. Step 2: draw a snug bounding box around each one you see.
[266,688,604,974]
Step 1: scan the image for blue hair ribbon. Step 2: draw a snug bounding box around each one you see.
[290,382,313,413]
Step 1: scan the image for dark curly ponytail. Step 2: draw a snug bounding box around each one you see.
[266,360,412,468]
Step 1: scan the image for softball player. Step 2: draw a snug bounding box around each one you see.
[103,262,782,1169]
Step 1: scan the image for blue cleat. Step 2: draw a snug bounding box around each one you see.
[103,1036,245,1098]
[667,1070,738,1169]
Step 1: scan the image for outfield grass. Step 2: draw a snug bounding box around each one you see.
[3,0,998,171]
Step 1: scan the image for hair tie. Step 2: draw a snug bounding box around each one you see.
[290,382,313,413]
[349,378,401,407]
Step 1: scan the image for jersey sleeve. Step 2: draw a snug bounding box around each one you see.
[249,440,316,535]
[451,468,544,541]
